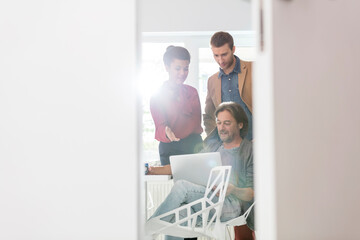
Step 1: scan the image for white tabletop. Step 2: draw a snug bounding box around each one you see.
[144,174,172,182]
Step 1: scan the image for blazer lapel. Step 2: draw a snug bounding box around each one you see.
[238,61,247,97]
[214,75,222,107]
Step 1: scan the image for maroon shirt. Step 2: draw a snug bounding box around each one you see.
[150,81,203,143]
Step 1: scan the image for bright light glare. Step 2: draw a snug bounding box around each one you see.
[139,42,183,100]
[139,42,183,162]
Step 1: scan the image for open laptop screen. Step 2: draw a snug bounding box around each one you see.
[170,152,222,186]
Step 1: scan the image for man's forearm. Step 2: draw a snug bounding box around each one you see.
[228,185,254,202]
[147,164,172,175]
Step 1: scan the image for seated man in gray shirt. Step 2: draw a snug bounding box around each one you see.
[146,102,254,232]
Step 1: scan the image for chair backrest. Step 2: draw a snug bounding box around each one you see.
[204,165,232,203]
[146,166,233,240]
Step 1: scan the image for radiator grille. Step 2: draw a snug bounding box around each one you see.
[146,179,174,219]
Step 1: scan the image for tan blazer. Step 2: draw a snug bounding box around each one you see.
[203,60,253,135]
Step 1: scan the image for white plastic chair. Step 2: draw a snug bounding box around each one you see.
[146,166,255,240]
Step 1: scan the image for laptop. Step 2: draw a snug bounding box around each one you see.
[169,152,222,186]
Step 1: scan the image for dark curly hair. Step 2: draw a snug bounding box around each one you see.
[163,45,191,66]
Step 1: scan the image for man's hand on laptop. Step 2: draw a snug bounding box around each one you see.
[225,184,236,196]
[213,184,236,197]
[213,184,254,202]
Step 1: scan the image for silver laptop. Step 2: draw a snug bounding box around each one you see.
[170,152,222,186]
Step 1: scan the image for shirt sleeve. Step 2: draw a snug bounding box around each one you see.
[150,95,171,143]
[245,150,254,189]
[193,88,203,131]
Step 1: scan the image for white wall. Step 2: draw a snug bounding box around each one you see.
[0,1,139,239]
[255,0,360,239]
[139,0,252,32]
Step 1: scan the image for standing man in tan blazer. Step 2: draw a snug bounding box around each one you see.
[204,31,253,141]
[204,31,254,239]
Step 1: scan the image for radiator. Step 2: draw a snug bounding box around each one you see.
[146,179,232,240]
[146,179,174,220]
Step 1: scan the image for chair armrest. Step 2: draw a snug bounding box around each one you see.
[225,201,256,226]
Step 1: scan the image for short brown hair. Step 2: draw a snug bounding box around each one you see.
[210,31,234,49]
[215,102,248,138]
[163,45,191,66]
